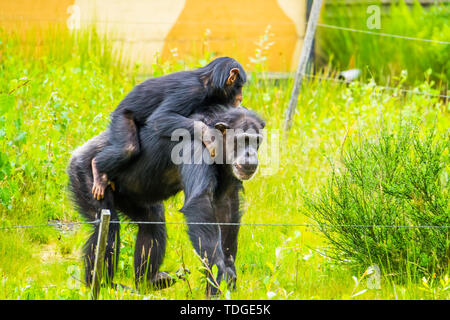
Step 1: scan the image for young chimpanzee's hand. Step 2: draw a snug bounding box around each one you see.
[198,122,219,158]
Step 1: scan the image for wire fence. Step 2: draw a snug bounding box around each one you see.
[2,13,449,96]
[1,15,450,45]
[0,221,98,230]
[302,73,450,99]
[1,219,449,231]
[316,23,450,45]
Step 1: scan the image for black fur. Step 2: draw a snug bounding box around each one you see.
[68,106,264,295]
[94,57,246,178]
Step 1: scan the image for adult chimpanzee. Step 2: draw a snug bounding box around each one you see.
[91,57,246,201]
[68,106,265,296]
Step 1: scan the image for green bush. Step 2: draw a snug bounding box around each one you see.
[304,122,449,278]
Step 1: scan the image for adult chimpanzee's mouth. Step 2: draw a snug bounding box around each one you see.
[232,164,256,180]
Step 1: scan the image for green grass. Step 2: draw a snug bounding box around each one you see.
[0,25,449,300]
[318,0,450,88]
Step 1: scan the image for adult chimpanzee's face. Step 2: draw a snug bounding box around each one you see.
[215,121,264,181]
[231,130,263,180]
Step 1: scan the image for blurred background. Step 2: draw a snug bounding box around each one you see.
[1,0,448,88]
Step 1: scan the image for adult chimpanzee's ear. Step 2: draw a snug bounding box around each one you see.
[214,122,230,134]
[226,68,240,86]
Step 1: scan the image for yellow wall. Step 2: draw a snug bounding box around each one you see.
[0,0,306,72]
[0,0,72,33]
[162,0,304,72]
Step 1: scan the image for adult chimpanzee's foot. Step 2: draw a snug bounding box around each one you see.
[136,271,181,292]
[151,271,177,289]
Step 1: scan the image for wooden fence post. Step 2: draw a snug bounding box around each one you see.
[91,209,111,300]
[284,0,323,132]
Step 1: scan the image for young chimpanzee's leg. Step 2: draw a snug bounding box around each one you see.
[91,110,140,200]
[91,158,115,200]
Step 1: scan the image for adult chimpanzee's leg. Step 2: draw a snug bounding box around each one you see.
[179,163,230,296]
[214,188,242,290]
[83,225,99,287]
[83,188,120,287]
[103,190,121,285]
[131,202,172,291]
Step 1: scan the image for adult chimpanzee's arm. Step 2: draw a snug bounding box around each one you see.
[214,186,242,289]
[179,162,232,296]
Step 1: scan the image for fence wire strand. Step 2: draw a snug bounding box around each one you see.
[316,23,450,45]
[0,221,99,230]
[0,220,448,230]
[1,16,449,45]
[302,73,450,99]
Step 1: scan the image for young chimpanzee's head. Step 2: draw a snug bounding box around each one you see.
[212,107,265,180]
[200,57,247,107]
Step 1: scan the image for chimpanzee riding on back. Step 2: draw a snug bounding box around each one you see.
[91,57,247,200]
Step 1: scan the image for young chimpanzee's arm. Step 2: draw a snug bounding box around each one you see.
[147,64,244,155]
[146,92,219,157]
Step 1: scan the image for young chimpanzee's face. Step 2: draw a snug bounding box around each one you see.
[232,84,243,107]
[225,67,244,107]
[208,57,245,107]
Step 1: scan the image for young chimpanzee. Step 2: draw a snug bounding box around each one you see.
[68,106,265,296]
[91,57,246,200]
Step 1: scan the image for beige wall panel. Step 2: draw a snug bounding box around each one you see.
[75,0,185,71]
[0,0,73,32]
[0,0,306,72]
[162,0,305,72]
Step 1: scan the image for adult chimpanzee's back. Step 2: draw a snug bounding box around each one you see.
[68,106,265,296]
[91,57,247,201]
